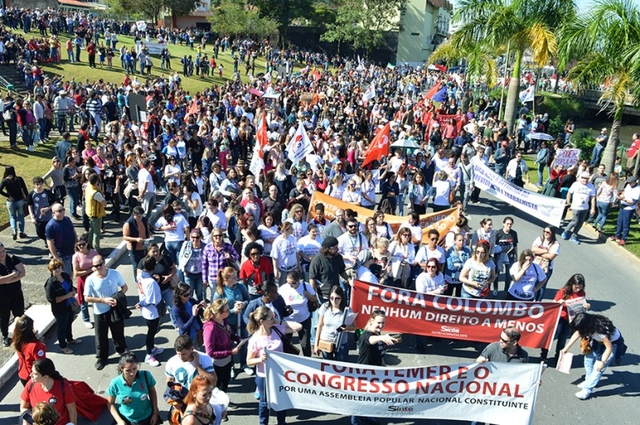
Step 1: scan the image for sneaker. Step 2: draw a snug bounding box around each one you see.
[95,360,106,370]
[561,231,569,240]
[19,232,27,239]
[67,338,82,344]
[151,346,164,356]
[84,322,94,329]
[570,236,581,245]
[577,382,586,389]
[609,235,618,241]
[575,389,591,400]
[145,354,160,367]
[12,232,17,241]
[243,366,255,376]
[230,368,236,380]
[2,337,11,347]
[618,239,626,246]
[254,388,260,399]
[61,347,73,354]
[227,402,239,410]
[492,289,498,297]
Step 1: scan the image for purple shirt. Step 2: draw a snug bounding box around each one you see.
[202,242,239,284]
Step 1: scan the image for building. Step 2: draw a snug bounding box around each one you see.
[396,0,453,66]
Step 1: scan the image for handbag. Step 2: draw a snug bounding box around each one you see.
[533,255,550,273]
[317,339,335,353]
[580,336,592,354]
[303,282,319,312]
[272,325,300,355]
[480,284,491,298]
[69,298,81,314]
[156,299,167,317]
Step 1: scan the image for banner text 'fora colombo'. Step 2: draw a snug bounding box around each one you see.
[351,280,562,349]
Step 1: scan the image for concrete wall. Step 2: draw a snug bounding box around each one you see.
[396,0,436,65]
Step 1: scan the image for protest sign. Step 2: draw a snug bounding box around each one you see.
[350,280,562,349]
[473,161,565,227]
[554,149,581,168]
[266,351,543,425]
[308,191,460,244]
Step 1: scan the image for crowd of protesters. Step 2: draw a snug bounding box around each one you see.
[0,6,635,424]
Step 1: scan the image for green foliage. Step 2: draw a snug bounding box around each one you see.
[208,0,278,38]
[547,116,565,138]
[538,93,586,122]
[165,0,200,18]
[110,0,163,22]
[321,0,407,55]
[573,131,597,160]
[253,0,315,44]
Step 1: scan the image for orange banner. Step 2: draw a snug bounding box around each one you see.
[351,280,562,349]
[308,191,460,244]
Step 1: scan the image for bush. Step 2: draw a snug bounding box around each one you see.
[573,130,596,161]
[538,94,586,122]
[547,116,565,139]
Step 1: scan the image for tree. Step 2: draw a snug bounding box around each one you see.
[560,0,640,173]
[429,34,499,87]
[322,0,407,57]
[208,0,278,39]
[110,0,163,23]
[453,0,576,134]
[253,0,315,46]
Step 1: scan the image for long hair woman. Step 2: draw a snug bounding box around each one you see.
[45,259,80,355]
[246,306,300,425]
[180,375,224,425]
[314,285,355,361]
[561,313,625,400]
[20,358,77,425]
[507,249,547,301]
[459,240,497,299]
[202,299,246,395]
[13,315,46,386]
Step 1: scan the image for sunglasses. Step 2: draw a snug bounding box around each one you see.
[347,225,356,229]
[430,237,437,241]
[213,234,223,238]
[250,252,260,256]
[500,337,512,344]
[93,262,105,268]
[426,265,437,269]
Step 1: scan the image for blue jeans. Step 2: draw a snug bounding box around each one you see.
[128,249,145,279]
[164,240,183,266]
[161,287,176,327]
[255,375,286,425]
[615,208,634,242]
[6,199,25,233]
[397,193,406,216]
[534,267,553,302]
[590,145,603,166]
[582,342,617,393]
[184,272,205,302]
[537,163,545,186]
[593,201,611,230]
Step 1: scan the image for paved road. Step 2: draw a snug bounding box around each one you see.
[0,196,638,425]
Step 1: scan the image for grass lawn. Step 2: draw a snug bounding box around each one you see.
[26,34,274,94]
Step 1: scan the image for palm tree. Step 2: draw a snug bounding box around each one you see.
[429,35,499,88]
[453,0,575,133]
[560,0,640,174]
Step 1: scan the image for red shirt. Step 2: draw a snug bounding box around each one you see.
[239,256,274,288]
[17,341,47,380]
[629,138,640,159]
[554,288,587,322]
[21,379,77,425]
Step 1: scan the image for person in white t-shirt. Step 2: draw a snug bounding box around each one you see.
[297,224,322,281]
[337,217,369,268]
[562,172,596,245]
[415,229,446,267]
[612,176,640,245]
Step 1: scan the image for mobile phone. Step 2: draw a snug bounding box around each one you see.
[337,325,347,332]
[390,333,403,343]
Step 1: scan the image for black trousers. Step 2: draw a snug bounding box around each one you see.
[0,291,24,337]
[94,311,127,361]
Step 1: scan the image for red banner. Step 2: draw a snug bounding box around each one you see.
[350,280,562,349]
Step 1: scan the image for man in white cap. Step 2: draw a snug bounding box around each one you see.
[590,128,608,167]
[562,171,596,244]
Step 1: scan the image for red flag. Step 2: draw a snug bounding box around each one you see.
[424,83,439,101]
[361,122,391,167]
[184,98,199,123]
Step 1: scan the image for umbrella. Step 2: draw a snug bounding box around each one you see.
[391,138,421,149]
[527,132,555,141]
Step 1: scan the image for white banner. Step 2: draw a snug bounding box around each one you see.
[473,161,565,227]
[554,149,581,168]
[266,351,543,425]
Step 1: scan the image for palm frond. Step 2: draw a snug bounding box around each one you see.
[598,70,633,113]
[429,39,461,64]
[528,23,557,66]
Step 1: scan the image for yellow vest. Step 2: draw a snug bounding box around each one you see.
[85,184,106,218]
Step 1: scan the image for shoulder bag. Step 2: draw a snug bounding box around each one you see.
[303,282,319,312]
[272,325,300,355]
